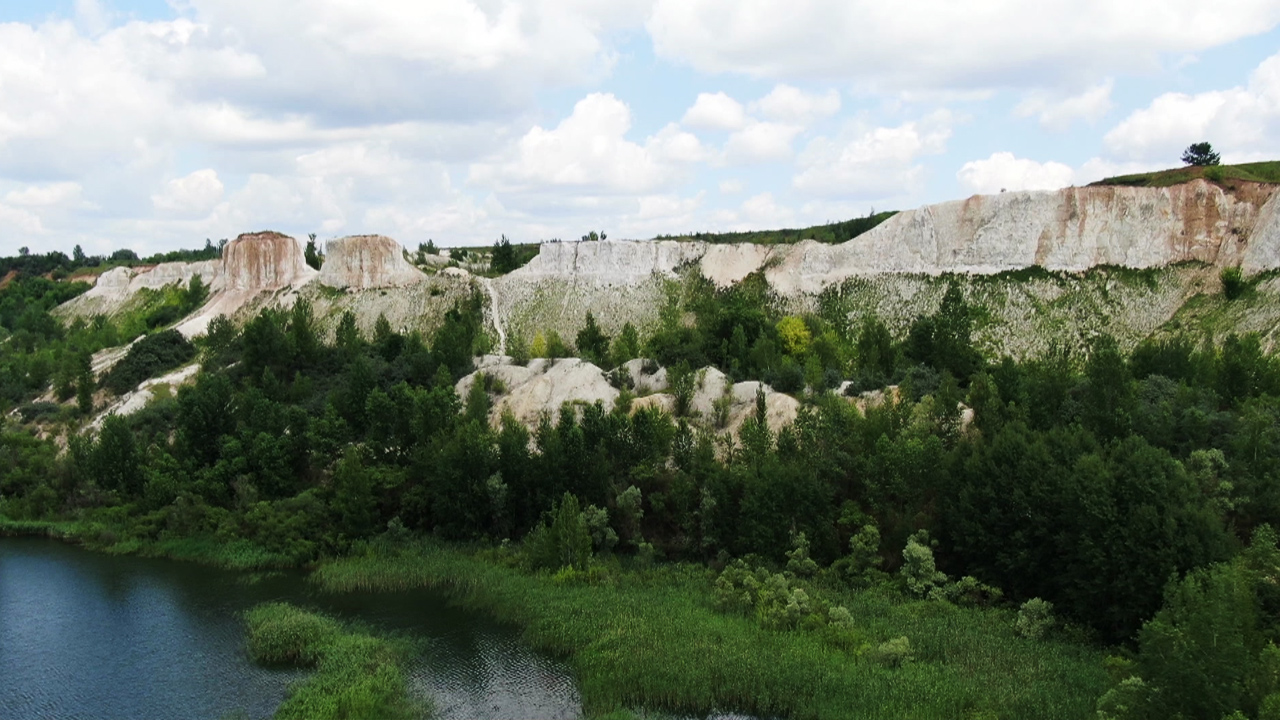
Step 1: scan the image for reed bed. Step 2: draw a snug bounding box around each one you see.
[313,545,1107,719]
[244,602,423,720]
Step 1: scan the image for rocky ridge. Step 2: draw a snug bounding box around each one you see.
[509,180,1280,293]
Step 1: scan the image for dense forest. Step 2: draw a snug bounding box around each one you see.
[4,251,1280,718]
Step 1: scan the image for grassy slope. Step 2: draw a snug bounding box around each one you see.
[314,544,1107,720]
[656,212,898,246]
[1090,161,1280,188]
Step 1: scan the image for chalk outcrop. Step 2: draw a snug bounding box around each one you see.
[509,181,1280,293]
[64,261,219,317]
[319,235,426,289]
[457,359,802,437]
[220,231,316,291]
[174,232,318,337]
[456,358,620,427]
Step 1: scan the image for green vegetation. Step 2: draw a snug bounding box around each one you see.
[100,329,195,394]
[245,602,419,720]
[1182,142,1222,167]
[1092,161,1280,188]
[657,210,897,245]
[314,542,1106,719]
[7,240,1280,718]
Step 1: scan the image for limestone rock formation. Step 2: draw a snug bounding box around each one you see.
[62,261,219,317]
[508,181,1280,294]
[457,359,800,437]
[175,231,318,337]
[456,358,619,427]
[220,231,317,291]
[319,235,426,289]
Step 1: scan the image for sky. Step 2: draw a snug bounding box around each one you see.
[1,0,1280,256]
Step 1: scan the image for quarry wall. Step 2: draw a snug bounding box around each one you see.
[319,235,426,289]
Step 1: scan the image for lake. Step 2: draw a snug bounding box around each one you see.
[0,538,580,719]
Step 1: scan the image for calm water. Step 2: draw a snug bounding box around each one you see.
[0,538,580,720]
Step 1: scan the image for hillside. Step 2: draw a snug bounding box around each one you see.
[9,173,1280,720]
[44,177,1280,367]
[1091,161,1280,188]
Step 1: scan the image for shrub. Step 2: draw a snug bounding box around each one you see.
[872,637,913,667]
[1221,266,1247,301]
[524,492,593,571]
[901,531,948,597]
[1016,598,1055,639]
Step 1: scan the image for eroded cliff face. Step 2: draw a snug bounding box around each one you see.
[220,231,317,291]
[62,261,220,317]
[57,231,318,337]
[319,235,425,289]
[53,182,1280,357]
[509,180,1280,294]
[488,182,1280,356]
[175,231,318,336]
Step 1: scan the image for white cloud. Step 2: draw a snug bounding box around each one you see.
[738,192,795,227]
[0,203,46,235]
[182,0,635,123]
[4,182,84,208]
[469,93,702,194]
[648,0,1280,90]
[956,152,1076,195]
[681,92,748,131]
[724,122,804,163]
[719,178,744,194]
[1015,79,1114,130]
[296,143,411,178]
[152,169,225,216]
[750,85,840,125]
[1103,51,1280,161]
[793,111,953,199]
[647,123,713,164]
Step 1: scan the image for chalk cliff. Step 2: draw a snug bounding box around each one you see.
[319,235,426,289]
[509,180,1280,294]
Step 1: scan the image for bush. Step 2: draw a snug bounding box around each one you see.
[872,636,913,667]
[523,493,593,571]
[901,531,948,597]
[1016,598,1055,639]
[1221,266,1247,301]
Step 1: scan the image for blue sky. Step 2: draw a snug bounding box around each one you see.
[2,0,1279,256]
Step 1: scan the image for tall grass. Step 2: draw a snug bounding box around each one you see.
[314,544,1107,720]
[0,514,297,571]
[244,602,423,720]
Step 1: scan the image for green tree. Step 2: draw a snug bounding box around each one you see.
[288,298,318,367]
[1182,142,1221,167]
[335,310,362,356]
[75,354,94,415]
[304,234,323,270]
[490,235,518,274]
[184,274,209,312]
[610,322,641,367]
[776,316,812,357]
[575,312,611,367]
[525,492,594,571]
[1083,334,1135,440]
[94,414,143,496]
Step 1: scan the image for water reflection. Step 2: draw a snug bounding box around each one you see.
[0,538,580,720]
